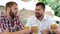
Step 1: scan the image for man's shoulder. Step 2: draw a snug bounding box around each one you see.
[45,15,55,22]
[0,14,6,20]
[45,15,53,20]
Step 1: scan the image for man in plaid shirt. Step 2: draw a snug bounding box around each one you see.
[0,1,31,34]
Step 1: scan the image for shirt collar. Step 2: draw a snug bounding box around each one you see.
[4,13,19,21]
[43,15,47,20]
[34,15,48,22]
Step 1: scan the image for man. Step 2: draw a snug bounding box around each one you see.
[0,1,30,34]
[18,0,37,10]
[26,2,55,34]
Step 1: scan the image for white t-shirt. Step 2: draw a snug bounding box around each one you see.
[18,1,37,10]
[26,15,55,34]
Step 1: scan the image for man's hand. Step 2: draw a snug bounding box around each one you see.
[53,28,60,34]
[41,30,50,34]
[22,30,31,34]
[1,30,31,34]
[1,30,9,34]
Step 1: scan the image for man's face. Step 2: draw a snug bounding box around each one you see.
[35,6,45,18]
[9,4,18,19]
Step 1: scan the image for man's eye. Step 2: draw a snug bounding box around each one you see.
[37,9,39,11]
[36,9,39,11]
[14,8,18,10]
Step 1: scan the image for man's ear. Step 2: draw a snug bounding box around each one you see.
[6,7,10,12]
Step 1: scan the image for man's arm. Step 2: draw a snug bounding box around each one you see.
[53,28,60,34]
[1,30,30,34]
[41,19,55,34]
[41,30,50,34]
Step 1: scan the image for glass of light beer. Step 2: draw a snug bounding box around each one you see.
[32,25,38,34]
[24,25,30,30]
[50,24,57,30]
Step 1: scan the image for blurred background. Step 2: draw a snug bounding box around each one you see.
[0,0,60,25]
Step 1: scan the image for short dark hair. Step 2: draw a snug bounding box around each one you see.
[6,1,17,11]
[36,2,45,9]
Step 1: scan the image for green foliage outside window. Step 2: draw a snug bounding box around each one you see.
[38,0,60,17]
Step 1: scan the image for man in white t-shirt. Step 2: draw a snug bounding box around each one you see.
[26,2,56,34]
[18,0,37,10]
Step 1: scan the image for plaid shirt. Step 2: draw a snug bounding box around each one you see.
[0,14,24,32]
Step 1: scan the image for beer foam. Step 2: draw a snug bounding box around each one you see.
[33,24,38,26]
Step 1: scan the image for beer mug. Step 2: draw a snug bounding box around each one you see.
[32,25,38,34]
[50,24,57,30]
[24,25,30,30]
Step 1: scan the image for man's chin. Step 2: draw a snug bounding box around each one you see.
[35,15,42,18]
[36,15,40,18]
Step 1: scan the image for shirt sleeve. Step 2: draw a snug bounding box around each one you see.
[17,17,24,30]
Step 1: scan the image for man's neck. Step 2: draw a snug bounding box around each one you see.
[38,15,44,21]
[6,12,12,20]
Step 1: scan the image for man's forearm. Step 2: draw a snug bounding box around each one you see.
[1,30,25,34]
[41,30,50,34]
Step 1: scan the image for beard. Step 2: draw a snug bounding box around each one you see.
[9,10,15,19]
[35,13,42,19]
